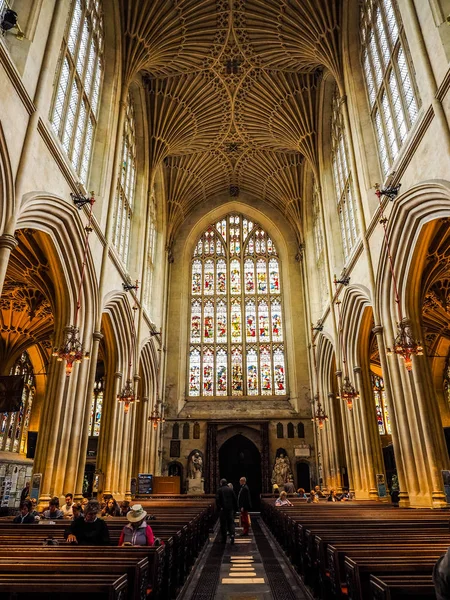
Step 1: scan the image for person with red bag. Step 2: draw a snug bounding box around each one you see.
[237,476,252,536]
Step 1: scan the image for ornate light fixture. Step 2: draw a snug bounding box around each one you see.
[375,184,423,371]
[117,286,139,413]
[386,318,423,371]
[148,404,165,430]
[52,193,95,375]
[311,396,329,429]
[340,375,360,410]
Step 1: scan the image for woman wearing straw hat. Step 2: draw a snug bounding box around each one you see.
[118,504,155,546]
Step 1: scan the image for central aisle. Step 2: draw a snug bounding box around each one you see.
[182,516,309,600]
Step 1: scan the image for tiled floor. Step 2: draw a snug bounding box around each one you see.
[181,516,310,600]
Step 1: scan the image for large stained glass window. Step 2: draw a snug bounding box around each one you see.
[188,215,287,398]
[50,0,104,184]
[0,353,35,454]
[371,372,391,435]
[360,0,419,176]
[331,86,359,261]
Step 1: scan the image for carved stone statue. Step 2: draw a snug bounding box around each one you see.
[271,452,292,487]
[186,450,204,495]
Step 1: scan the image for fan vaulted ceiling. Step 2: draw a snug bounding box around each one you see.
[119,0,342,243]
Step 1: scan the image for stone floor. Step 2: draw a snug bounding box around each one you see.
[180,515,311,600]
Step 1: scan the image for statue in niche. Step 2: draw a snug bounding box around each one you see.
[186,450,205,494]
[271,450,292,487]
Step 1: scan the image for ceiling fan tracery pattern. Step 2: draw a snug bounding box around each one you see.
[121,0,341,235]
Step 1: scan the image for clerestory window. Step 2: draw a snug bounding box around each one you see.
[188,214,287,398]
[360,0,419,176]
[50,0,104,184]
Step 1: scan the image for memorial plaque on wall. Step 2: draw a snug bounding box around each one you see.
[137,473,153,494]
[170,440,181,458]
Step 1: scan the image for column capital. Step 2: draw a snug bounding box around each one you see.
[372,325,384,336]
[114,371,122,380]
[353,366,362,374]
[0,233,18,251]
[335,370,342,378]
[328,392,335,399]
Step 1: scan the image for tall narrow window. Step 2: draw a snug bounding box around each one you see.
[331,87,359,261]
[144,189,157,312]
[113,93,137,265]
[51,0,104,184]
[0,352,35,454]
[444,353,450,405]
[371,372,391,435]
[88,374,104,437]
[312,183,327,308]
[360,0,419,176]
[188,214,287,398]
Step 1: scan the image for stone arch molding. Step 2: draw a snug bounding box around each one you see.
[217,425,262,453]
[0,121,14,233]
[103,292,137,375]
[376,180,450,339]
[340,285,373,367]
[15,192,99,339]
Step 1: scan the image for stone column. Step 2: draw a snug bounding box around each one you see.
[100,372,122,495]
[354,366,380,500]
[328,393,343,492]
[73,331,103,501]
[336,370,359,495]
[0,234,18,295]
[373,325,410,505]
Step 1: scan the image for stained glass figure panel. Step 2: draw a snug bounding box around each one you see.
[202,348,214,396]
[216,259,226,294]
[258,300,270,341]
[191,300,202,343]
[273,346,286,395]
[244,259,255,294]
[230,259,241,294]
[257,260,267,294]
[189,348,201,396]
[216,348,227,396]
[271,299,283,342]
[231,300,242,343]
[247,347,258,395]
[269,258,280,294]
[246,300,256,342]
[216,300,227,343]
[204,260,214,295]
[260,345,272,395]
[203,301,214,343]
[192,261,202,295]
[231,346,243,396]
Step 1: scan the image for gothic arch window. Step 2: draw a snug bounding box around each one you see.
[297,422,305,438]
[276,423,284,439]
[193,422,200,439]
[144,188,157,312]
[188,214,287,398]
[371,372,392,435]
[312,184,327,308]
[0,352,35,453]
[360,0,419,176]
[331,87,359,261]
[51,0,104,184]
[172,423,179,440]
[183,422,190,439]
[287,422,294,438]
[112,92,137,265]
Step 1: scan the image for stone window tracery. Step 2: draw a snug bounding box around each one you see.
[0,352,35,454]
[51,0,104,184]
[88,375,104,437]
[371,372,391,435]
[312,184,327,308]
[144,189,157,312]
[360,0,419,176]
[331,87,359,261]
[113,93,137,265]
[188,214,287,398]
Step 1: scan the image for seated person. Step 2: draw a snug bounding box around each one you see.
[314,485,325,498]
[275,491,293,507]
[118,504,154,546]
[101,496,121,517]
[42,498,63,519]
[296,487,307,498]
[71,503,84,520]
[61,493,74,518]
[65,500,110,545]
[434,547,450,600]
[119,500,130,516]
[284,477,295,494]
[81,497,90,513]
[307,490,319,503]
[327,489,341,502]
[13,500,36,524]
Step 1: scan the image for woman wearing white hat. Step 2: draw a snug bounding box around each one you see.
[118,504,155,546]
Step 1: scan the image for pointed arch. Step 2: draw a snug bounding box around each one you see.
[0,121,15,232]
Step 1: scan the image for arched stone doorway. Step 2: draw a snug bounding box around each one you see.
[218,434,261,509]
[296,461,311,491]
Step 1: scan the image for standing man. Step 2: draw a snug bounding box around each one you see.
[238,476,252,536]
[216,478,237,544]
